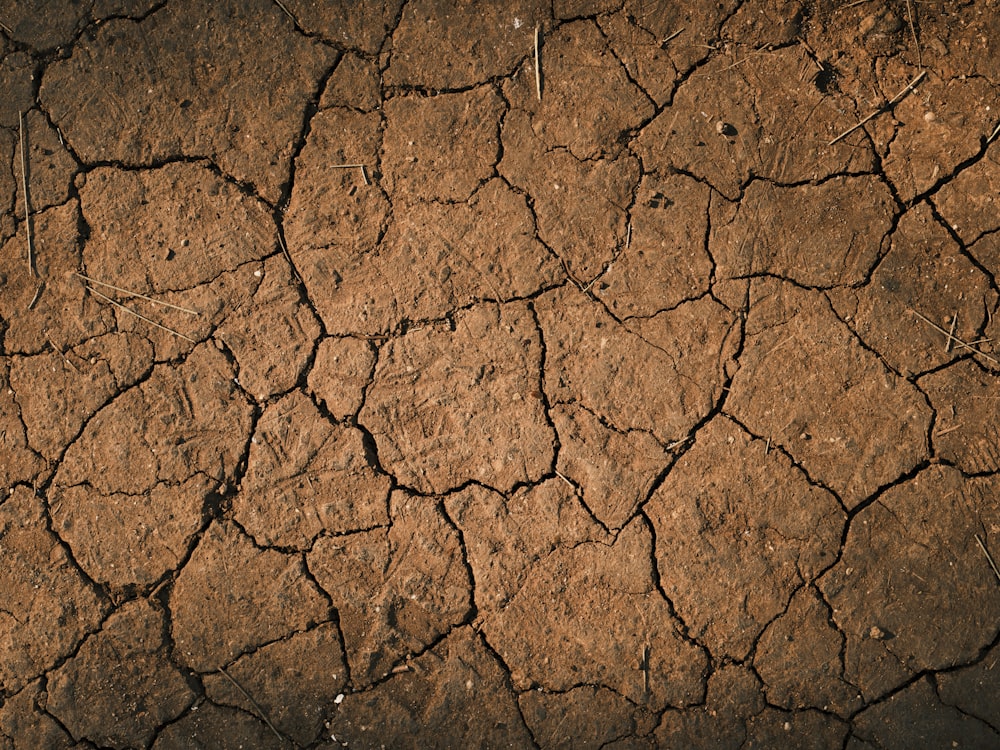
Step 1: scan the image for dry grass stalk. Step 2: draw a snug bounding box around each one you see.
[904,0,922,69]
[18,111,36,278]
[534,26,542,101]
[74,272,199,315]
[273,0,295,21]
[86,285,196,343]
[661,28,684,46]
[974,534,1000,584]
[828,71,927,146]
[909,308,999,365]
[217,667,287,743]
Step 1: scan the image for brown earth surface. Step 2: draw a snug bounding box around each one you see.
[2,0,1000,747]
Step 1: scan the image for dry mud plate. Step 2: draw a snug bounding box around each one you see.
[3,0,1000,747]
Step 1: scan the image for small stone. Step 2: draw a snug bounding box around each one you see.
[870,626,885,640]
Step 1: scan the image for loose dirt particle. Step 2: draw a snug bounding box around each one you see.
[235,391,390,549]
[47,599,194,749]
[309,491,471,685]
[171,520,331,672]
[360,302,553,494]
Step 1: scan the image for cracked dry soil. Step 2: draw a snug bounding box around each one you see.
[1,0,1000,748]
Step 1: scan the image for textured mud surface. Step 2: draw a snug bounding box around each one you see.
[2,0,1000,747]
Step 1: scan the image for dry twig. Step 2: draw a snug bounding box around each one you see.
[74,272,199,315]
[218,667,287,743]
[904,0,922,69]
[18,111,36,278]
[909,308,999,365]
[975,534,1000,584]
[86,285,196,343]
[534,26,543,101]
[828,71,927,146]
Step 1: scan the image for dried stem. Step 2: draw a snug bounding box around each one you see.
[534,26,542,101]
[828,71,926,146]
[218,667,286,743]
[86,286,196,343]
[74,272,199,315]
[18,111,36,278]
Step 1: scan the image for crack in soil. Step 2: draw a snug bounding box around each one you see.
[3,0,1000,747]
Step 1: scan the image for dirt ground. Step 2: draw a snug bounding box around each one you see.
[1,0,999,747]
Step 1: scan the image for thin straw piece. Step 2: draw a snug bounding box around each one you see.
[975,534,1000,584]
[18,111,35,277]
[909,308,999,365]
[218,667,286,743]
[828,71,926,146]
[74,272,199,315]
[534,26,542,101]
[86,286,196,342]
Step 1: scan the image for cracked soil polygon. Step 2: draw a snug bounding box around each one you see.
[3,2,1000,746]
[308,490,471,686]
[819,466,1000,702]
[46,598,194,749]
[647,416,844,661]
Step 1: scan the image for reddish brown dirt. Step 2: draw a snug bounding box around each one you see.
[2,1,1000,748]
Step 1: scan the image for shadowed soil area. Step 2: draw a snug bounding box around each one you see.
[1,0,1000,747]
